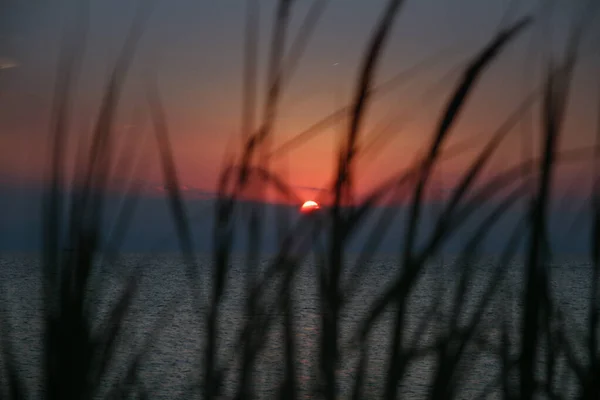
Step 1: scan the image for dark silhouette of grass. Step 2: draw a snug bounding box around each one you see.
[364,17,531,399]
[2,0,600,399]
[323,1,406,398]
[147,83,197,283]
[33,1,172,398]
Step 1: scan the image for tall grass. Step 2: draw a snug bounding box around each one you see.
[1,0,600,399]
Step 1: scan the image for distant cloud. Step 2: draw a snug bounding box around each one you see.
[0,57,19,70]
[152,184,215,199]
[293,185,325,192]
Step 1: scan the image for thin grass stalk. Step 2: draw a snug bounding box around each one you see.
[543,306,558,398]
[280,261,299,397]
[459,144,599,215]
[400,16,533,269]
[342,0,405,185]
[277,158,291,247]
[273,155,298,399]
[350,343,368,400]
[41,1,90,397]
[520,8,586,391]
[74,0,154,235]
[344,141,506,318]
[0,300,26,399]
[241,0,259,144]
[408,16,532,232]
[500,306,513,400]
[581,67,600,399]
[591,74,600,382]
[42,0,89,305]
[43,0,154,394]
[219,170,308,319]
[520,65,557,400]
[240,218,318,310]
[342,137,482,297]
[205,163,235,400]
[322,1,405,398]
[238,178,270,399]
[440,90,538,225]
[269,47,458,159]
[278,258,299,400]
[204,144,300,397]
[319,132,478,249]
[474,263,522,400]
[227,218,321,395]
[238,0,292,180]
[201,131,240,398]
[355,263,448,397]
[147,84,196,280]
[353,143,599,356]
[428,190,527,399]
[360,57,465,161]
[106,108,145,192]
[519,8,541,207]
[102,127,150,267]
[60,1,154,320]
[144,87,207,393]
[237,205,262,399]
[236,2,295,398]
[384,18,531,399]
[101,293,184,399]
[222,203,322,376]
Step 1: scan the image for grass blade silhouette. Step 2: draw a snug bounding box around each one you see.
[323,1,406,398]
[147,84,197,282]
[383,18,531,398]
[42,1,155,398]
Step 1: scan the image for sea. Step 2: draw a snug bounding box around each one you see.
[0,253,594,399]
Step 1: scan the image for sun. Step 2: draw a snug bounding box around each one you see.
[300,200,320,213]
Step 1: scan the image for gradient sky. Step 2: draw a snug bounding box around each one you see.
[0,0,599,204]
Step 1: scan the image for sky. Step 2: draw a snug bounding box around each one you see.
[0,0,599,252]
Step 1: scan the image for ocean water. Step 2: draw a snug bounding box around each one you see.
[0,254,594,399]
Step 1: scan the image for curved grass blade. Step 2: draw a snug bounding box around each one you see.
[269,47,460,159]
[351,143,596,351]
[147,83,197,282]
[240,0,259,143]
[0,302,27,400]
[384,20,533,390]
[42,0,90,320]
[324,2,407,398]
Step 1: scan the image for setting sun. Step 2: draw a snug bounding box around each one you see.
[300,200,320,213]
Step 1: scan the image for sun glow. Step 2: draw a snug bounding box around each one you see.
[300,200,320,213]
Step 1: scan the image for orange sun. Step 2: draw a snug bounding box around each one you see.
[300,200,320,213]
